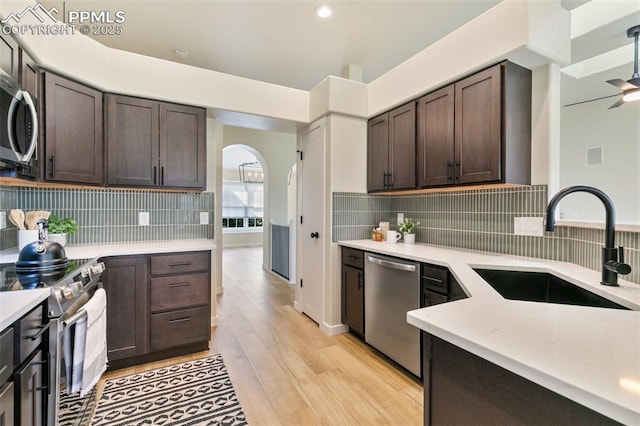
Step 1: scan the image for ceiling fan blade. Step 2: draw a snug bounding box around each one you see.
[563,93,620,108]
[627,76,640,88]
[607,79,638,91]
[608,97,625,109]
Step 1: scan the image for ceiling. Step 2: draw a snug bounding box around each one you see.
[37,0,640,127]
[41,0,505,91]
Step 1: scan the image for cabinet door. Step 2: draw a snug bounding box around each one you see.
[454,65,501,184]
[44,73,103,184]
[0,33,19,80]
[367,113,389,192]
[15,350,44,426]
[388,102,416,190]
[0,381,13,426]
[106,95,159,187]
[159,103,206,189]
[101,256,149,360]
[342,265,364,336]
[417,85,455,187]
[19,48,38,97]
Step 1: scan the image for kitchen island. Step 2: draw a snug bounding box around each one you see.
[339,240,640,425]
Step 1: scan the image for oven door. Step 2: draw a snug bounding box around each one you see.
[0,75,38,167]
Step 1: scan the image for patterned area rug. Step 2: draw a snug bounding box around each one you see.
[92,354,248,426]
[59,386,96,426]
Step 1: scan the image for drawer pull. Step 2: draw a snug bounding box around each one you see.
[424,276,444,284]
[168,282,192,288]
[169,317,192,324]
[168,262,192,267]
[25,323,51,341]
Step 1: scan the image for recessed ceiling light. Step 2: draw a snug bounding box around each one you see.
[314,5,332,18]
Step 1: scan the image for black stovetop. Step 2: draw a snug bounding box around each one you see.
[0,259,87,292]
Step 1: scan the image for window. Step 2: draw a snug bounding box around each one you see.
[222,181,264,232]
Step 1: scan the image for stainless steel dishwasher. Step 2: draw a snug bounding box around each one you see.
[364,252,421,377]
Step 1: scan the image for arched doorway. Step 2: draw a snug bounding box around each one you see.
[221,145,268,252]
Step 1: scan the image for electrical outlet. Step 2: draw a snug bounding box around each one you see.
[0,211,5,229]
[397,212,404,224]
[138,212,150,226]
[514,217,544,236]
[200,212,209,225]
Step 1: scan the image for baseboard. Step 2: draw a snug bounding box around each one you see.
[211,314,218,327]
[320,322,348,336]
[293,300,302,313]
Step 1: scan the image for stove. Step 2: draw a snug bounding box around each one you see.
[0,258,105,318]
[1,257,106,426]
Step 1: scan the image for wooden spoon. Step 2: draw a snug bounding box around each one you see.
[24,211,39,230]
[9,209,25,230]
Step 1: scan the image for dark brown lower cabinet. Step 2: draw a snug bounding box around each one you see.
[423,335,621,425]
[15,349,45,426]
[341,248,365,337]
[101,256,149,361]
[101,251,211,370]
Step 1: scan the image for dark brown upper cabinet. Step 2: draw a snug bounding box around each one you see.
[19,48,38,97]
[417,61,531,188]
[0,33,19,81]
[43,72,103,184]
[367,102,416,192]
[106,94,206,190]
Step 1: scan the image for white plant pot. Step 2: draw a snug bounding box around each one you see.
[404,233,415,244]
[48,233,67,247]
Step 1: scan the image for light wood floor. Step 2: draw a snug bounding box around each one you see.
[101,246,424,425]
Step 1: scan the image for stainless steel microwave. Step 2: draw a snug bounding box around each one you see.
[0,72,38,177]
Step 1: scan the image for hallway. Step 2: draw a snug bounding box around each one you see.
[211,246,423,425]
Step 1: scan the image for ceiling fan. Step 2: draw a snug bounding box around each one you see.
[565,25,640,109]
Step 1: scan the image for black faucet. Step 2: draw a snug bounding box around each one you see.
[545,185,632,286]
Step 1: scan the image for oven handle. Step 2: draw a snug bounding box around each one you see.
[25,322,51,341]
[62,308,87,328]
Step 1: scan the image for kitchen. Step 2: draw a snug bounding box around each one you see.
[0,0,639,425]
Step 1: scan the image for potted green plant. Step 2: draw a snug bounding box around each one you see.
[398,218,420,244]
[47,214,79,247]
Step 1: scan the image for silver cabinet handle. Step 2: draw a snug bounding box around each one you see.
[366,255,416,272]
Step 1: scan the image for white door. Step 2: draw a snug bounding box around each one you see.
[297,121,325,324]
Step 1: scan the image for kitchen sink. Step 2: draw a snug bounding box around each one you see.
[473,268,629,310]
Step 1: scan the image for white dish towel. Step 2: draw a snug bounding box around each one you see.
[63,288,108,397]
[79,288,108,396]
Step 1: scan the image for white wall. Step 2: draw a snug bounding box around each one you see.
[560,68,640,224]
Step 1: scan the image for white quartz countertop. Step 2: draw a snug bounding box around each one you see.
[0,239,216,263]
[0,239,215,331]
[0,288,49,331]
[339,240,640,425]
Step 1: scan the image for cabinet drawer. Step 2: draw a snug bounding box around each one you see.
[14,305,44,366]
[0,327,13,384]
[150,251,210,276]
[422,264,448,294]
[342,248,364,269]
[150,307,210,351]
[150,272,209,312]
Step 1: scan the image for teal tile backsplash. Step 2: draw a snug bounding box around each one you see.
[0,186,214,248]
[333,185,640,285]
